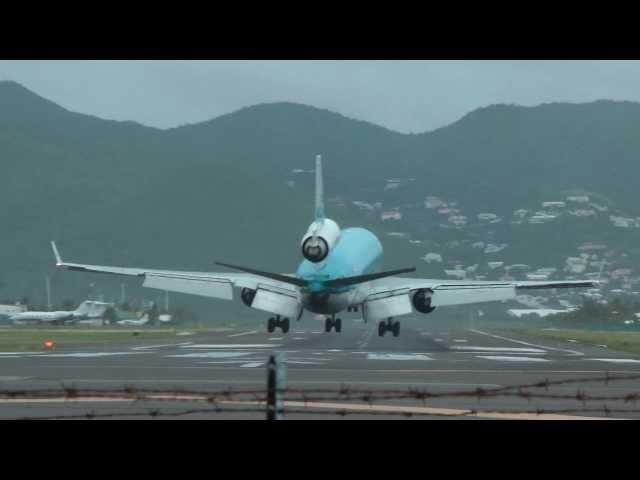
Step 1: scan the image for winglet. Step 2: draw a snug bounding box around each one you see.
[314,154,325,220]
[51,241,63,266]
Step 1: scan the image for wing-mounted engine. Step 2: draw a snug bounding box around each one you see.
[412,288,436,314]
[300,219,340,263]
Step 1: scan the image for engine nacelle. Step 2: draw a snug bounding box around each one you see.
[412,288,436,314]
[240,288,256,307]
[300,219,340,263]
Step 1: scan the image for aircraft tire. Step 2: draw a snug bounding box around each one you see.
[267,317,276,333]
[378,321,385,337]
[335,318,342,333]
[325,318,332,333]
[392,322,400,337]
[281,317,290,333]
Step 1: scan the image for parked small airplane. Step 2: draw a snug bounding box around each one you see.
[52,155,597,336]
[10,300,111,325]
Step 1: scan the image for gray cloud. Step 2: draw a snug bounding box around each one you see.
[1,60,639,133]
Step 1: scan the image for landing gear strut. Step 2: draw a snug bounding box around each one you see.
[267,315,290,334]
[324,315,342,333]
[378,318,400,337]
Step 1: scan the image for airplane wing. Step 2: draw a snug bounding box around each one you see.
[360,276,597,322]
[51,242,301,317]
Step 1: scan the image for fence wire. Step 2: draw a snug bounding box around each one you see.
[2,371,640,419]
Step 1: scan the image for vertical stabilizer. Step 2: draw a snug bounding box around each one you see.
[315,154,325,220]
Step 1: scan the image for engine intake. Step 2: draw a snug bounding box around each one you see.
[300,219,340,263]
[412,288,436,314]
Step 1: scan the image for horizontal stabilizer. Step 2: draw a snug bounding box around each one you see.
[324,267,416,288]
[214,262,308,287]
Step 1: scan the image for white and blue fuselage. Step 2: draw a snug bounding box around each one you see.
[296,227,383,314]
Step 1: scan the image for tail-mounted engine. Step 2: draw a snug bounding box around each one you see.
[301,219,340,263]
[412,288,436,314]
[240,288,257,307]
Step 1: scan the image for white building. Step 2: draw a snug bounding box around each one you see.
[422,253,443,263]
[567,195,590,203]
[477,213,498,221]
[542,201,566,209]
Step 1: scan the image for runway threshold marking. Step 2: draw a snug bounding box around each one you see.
[469,329,584,356]
[228,330,259,338]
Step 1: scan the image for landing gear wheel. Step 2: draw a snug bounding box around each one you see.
[392,321,400,337]
[378,321,385,337]
[281,317,290,334]
[267,317,275,333]
[335,318,342,333]
[325,317,332,333]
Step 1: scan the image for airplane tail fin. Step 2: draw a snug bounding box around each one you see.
[314,154,325,220]
[73,300,92,316]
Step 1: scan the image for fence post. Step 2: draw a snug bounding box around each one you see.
[266,352,286,420]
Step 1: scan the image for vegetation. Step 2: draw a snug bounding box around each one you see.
[519,328,640,355]
[542,298,640,330]
[4,81,640,318]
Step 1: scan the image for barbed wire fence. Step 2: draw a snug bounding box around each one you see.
[3,355,640,419]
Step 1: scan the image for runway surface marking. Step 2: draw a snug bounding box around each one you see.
[366,353,432,361]
[451,346,547,353]
[228,330,258,338]
[240,362,264,368]
[180,344,281,349]
[0,352,45,356]
[166,352,254,359]
[40,352,149,358]
[454,339,468,343]
[469,329,584,356]
[219,400,614,420]
[356,327,376,350]
[268,337,283,341]
[132,343,193,350]
[589,358,640,364]
[476,355,551,363]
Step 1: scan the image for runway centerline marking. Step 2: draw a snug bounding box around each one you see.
[228,330,259,338]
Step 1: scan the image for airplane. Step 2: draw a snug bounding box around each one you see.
[9,300,112,325]
[51,155,598,337]
[116,315,150,326]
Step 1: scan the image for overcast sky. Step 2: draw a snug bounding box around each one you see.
[1,60,639,133]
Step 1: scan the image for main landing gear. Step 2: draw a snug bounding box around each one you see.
[325,315,342,333]
[267,315,290,334]
[378,318,400,337]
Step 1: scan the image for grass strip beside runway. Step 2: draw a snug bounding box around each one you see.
[519,329,640,355]
[0,328,181,352]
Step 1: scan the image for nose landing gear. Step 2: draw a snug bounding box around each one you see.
[378,318,400,337]
[324,315,342,333]
[267,315,290,334]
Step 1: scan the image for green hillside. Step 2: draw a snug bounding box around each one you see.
[2,81,640,320]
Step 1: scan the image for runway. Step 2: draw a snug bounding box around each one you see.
[1,321,639,419]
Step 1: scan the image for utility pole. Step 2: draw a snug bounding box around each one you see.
[121,283,126,305]
[45,275,52,311]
